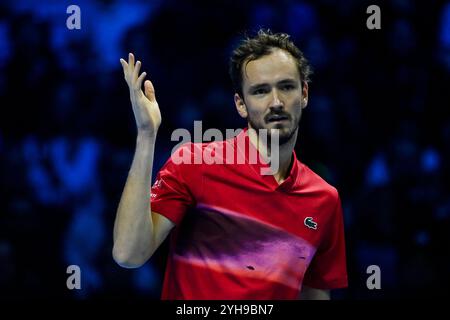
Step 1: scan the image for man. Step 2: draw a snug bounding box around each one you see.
[113,29,348,300]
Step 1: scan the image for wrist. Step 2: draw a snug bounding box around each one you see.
[137,130,157,145]
[137,128,157,139]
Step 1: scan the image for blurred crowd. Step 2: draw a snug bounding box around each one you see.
[0,0,449,299]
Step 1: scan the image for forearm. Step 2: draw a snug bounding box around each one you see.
[113,132,157,268]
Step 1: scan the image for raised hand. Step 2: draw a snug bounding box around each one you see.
[120,53,161,135]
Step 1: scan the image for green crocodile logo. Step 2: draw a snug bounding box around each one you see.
[304,217,318,230]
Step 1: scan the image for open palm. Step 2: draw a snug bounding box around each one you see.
[120,53,161,135]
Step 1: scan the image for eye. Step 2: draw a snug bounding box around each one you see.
[252,88,268,95]
[281,84,296,91]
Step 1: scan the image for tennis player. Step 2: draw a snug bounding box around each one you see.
[113,29,348,300]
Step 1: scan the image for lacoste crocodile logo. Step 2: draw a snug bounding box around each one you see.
[304,217,318,230]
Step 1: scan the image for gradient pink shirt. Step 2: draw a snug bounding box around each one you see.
[151,128,348,300]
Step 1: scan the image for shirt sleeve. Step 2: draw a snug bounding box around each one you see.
[150,143,200,225]
[303,194,348,289]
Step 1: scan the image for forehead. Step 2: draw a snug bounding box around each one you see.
[243,49,300,86]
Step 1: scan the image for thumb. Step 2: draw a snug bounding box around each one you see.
[144,80,156,102]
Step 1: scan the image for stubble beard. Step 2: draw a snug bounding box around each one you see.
[248,115,299,147]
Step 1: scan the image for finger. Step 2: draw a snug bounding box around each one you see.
[135,71,146,90]
[144,80,156,102]
[120,58,128,77]
[120,58,128,68]
[133,61,141,82]
[128,53,135,72]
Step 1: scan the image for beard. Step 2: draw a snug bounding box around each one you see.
[248,112,300,146]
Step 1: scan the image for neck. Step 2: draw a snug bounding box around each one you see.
[248,127,297,184]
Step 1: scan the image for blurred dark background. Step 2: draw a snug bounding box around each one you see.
[0,0,449,300]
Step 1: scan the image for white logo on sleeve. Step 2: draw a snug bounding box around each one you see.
[153,178,162,189]
[151,178,162,200]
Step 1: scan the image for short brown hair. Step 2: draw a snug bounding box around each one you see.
[229,29,312,97]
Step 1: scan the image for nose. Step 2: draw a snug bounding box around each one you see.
[269,89,283,110]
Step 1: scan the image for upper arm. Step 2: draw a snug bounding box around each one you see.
[151,211,176,254]
[150,143,201,225]
[299,285,330,300]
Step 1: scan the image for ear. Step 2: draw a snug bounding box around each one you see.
[234,93,248,118]
[301,81,309,109]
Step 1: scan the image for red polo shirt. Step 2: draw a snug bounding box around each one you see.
[151,128,347,299]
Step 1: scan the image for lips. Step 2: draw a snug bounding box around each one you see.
[266,114,289,123]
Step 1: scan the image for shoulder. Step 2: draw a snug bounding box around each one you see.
[298,161,340,203]
[159,142,204,179]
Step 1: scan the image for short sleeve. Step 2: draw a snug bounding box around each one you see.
[303,195,348,289]
[150,143,200,225]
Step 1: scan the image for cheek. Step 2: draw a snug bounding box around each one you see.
[245,101,266,117]
[247,109,264,123]
[290,99,303,113]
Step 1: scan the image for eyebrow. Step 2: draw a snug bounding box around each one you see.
[248,78,298,91]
